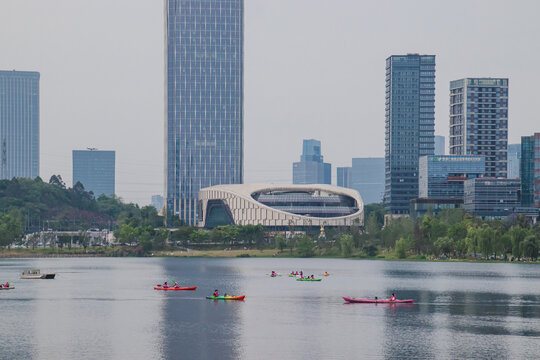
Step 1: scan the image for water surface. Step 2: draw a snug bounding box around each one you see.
[1,258,539,359]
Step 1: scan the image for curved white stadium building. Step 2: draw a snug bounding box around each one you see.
[198,184,364,229]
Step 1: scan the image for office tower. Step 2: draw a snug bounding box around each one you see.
[350,158,385,204]
[507,143,521,179]
[384,54,436,214]
[0,70,40,180]
[434,135,445,155]
[151,195,164,211]
[337,167,351,188]
[165,0,244,225]
[449,78,508,178]
[337,158,385,204]
[419,155,485,199]
[72,149,115,197]
[293,139,331,184]
[521,133,540,207]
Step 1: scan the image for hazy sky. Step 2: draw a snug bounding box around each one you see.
[1,0,539,205]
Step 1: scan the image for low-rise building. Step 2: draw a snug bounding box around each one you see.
[419,155,485,199]
[464,178,538,220]
[198,184,363,229]
[410,198,463,218]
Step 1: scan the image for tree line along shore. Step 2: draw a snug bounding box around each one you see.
[0,177,539,262]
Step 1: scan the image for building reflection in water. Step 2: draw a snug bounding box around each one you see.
[159,258,244,360]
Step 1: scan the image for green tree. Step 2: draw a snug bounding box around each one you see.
[114,224,137,245]
[49,175,66,189]
[465,226,480,258]
[395,237,410,259]
[509,225,528,258]
[448,221,468,242]
[190,230,210,243]
[0,214,23,247]
[364,213,380,237]
[274,233,286,252]
[340,234,354,257]
[478,227,495,259]
[493,233,511,260]
[521,234,538,260]
[296,235,315,257]
[434,236,454,257]
[78,230,90,249]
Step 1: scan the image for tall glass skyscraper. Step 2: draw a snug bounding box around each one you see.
[73,149,115,197]
[384,54,436,214]
[434,135,445,155]
[0,70,40,180]
[507,143,521,179]
[521,133,540,208]
[293,139,331,185]
[449,78,508,178]
[165,0,244,225]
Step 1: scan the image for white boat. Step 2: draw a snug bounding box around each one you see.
[21,269,55,279]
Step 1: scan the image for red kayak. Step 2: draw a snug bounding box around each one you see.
[154,286,197,291]
[343,297,413,304]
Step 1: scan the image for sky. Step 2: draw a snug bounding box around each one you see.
[1,0,539,205]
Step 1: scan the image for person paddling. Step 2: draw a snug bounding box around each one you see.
[213,289,219,297]
[390,293,396,301]
[163,281,168,289]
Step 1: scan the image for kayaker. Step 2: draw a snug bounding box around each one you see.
[174,283,180,288]
[4,282,8,288]
[300,271,303,277]
[213,289,219,297]
[271,271,276,276]
[390,293,396,301]
[323,272,329,276]
[310,275,314,279]
[163,281,168,288]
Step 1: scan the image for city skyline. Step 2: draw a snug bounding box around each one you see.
[1,1,539,205]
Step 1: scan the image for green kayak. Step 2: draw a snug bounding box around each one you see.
[296,278,321,281]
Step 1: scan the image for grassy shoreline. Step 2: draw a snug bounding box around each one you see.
[0,248,538,264]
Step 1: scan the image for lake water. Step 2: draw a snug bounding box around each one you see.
[1,257,539,359]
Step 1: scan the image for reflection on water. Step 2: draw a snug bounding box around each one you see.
[1,258,540,359]
[159,259,243,360]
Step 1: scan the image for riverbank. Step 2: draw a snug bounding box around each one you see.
[1,247,538,264]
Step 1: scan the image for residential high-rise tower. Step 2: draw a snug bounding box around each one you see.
[165,0,244,225]
[449,78,508,178]
[384,54,436,214]
[0,70,40,180]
